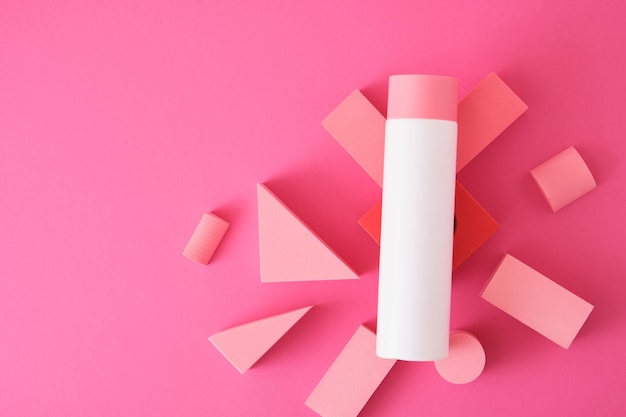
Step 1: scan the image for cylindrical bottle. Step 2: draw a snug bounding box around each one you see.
[376,74,458,361]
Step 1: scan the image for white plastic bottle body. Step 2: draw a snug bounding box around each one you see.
[376,118,457,361]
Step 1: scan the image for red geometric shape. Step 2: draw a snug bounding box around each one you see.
[257,183,358,282]
[357,200,383,244]
[209,306,312,374]
[183,212,230,264]
[305,325,396,417]
[481,254,594,349]
[358,182,499,270]
[452,182,499,269]
[530,146,596,212]
[322,89,386,186]
[456,72,528,172]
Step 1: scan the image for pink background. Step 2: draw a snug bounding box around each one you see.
[1,1,625,415]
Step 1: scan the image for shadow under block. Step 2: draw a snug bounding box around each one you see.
[434,330,486,384]
[257,183,358,282]
[456,72,528,172]
[305,325,396,417]
[358,181,499,270]
[209,306,312,374]
[530,146,597,212]
[183,212,230,264]
[480,254,593,349]
[321,89,386,186]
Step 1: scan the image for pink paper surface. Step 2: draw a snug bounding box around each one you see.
[1,1,626,416]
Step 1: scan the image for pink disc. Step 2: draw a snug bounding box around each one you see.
[435,330,486,384]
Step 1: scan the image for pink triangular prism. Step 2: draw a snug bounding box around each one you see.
[257,184,358,282]
[209,306,313,373]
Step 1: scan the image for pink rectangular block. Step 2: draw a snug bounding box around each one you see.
[457,73,528,172]
[481,254,593,349]
[306,325,396,417]
[321,90,386,186]
[183,212,229,264]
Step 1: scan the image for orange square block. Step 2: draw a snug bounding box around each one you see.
[358,182,499,270]
[481,254,593,348]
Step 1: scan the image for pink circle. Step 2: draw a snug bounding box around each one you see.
[435,330,486,384]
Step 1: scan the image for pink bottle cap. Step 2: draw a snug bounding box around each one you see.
[387,74,457,121]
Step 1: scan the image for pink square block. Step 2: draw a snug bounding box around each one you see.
[321,90,386,186]
[530,146,597,212]
[481,254,593,349]
[305,325,396,417]
[183,212,229,264]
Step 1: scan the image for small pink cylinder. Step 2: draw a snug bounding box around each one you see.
[434,330,486,384]
[530,146,596,212]
[183,212,229,264]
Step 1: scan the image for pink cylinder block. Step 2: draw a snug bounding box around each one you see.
[530,146,596,212]
[434,330,486,384]
[183,212,229,264]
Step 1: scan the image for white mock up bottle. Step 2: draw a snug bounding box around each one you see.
[376,74,458,361]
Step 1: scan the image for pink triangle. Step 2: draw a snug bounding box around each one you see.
[257,183,358,282]
[209,306,313,373]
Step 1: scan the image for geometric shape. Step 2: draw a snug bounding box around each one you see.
[209,306,313,374]
[322,90,386,186]
[530,146,597,212]
[435,330,486,384]
[323,74,527,182]
[357,181,499,271]
[357,200,383,244]
[257,183,358,282]
[305,325,396,417]
[480,254,594,349]
[452,182,499,270]
[457,72,528,172]
[182,212,230,264]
